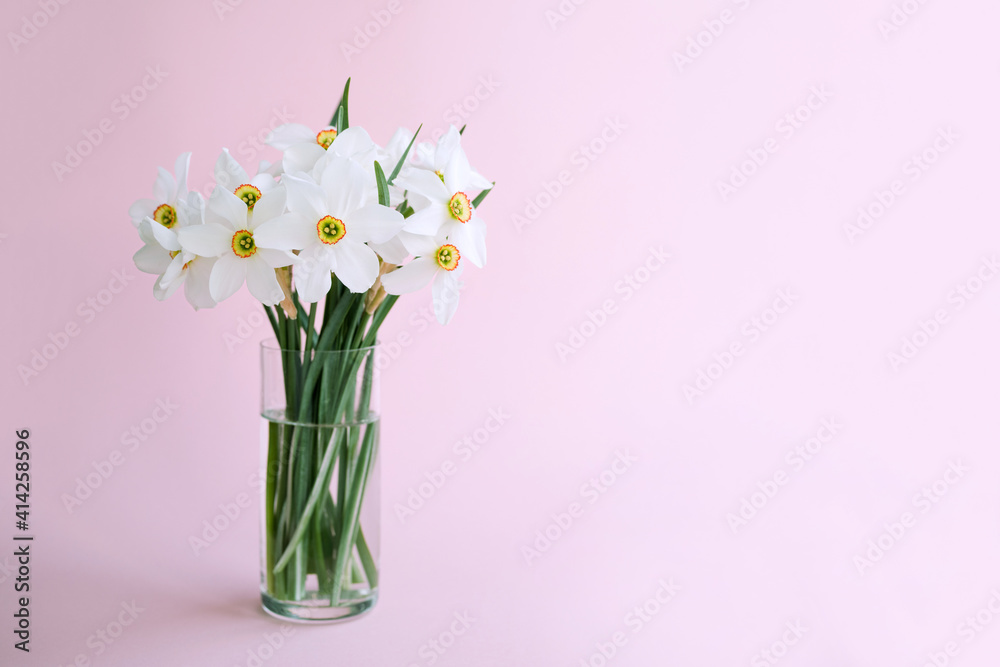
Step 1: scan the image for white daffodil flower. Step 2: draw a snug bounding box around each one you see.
[254,157,404,302]
[266,123,340,176]
[382,127,412,165]
[395,131,489,268]
[213,149,278,210]
[133,193,217,310]
[415,126,492,190]
[314,127,380,177]
[363,127,433,264]
[381,234,465,325]
[267,123,380,181]
[381,127,421,185]
[176,185,295,305]
[128,152,196,231]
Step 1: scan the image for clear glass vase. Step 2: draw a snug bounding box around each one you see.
[259,341,380,623]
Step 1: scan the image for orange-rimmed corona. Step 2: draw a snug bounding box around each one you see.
[153,203,177,228]
[316,129,338,149]
[317,215,347,245]
[447,192,472,223]
[234,184,262,210]
[232,230,257,258]
[435,244,460,271]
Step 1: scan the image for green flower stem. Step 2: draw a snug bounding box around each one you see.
[263,284,397,604]
[330,420,378,603]
[356,524,378,589]
[272,420,346,573]
[300,303,317,380]
[264,421,279,594]
[273,350,367,575]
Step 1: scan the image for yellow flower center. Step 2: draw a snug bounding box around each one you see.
[317,215,347,245]
[447,192,472,223]
[232,230,257,258]
[316,129,338,149]
[234,184,262,210]
[153,203,177,228]
[435,244,460,271]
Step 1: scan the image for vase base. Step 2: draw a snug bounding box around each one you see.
[261,591,377,624]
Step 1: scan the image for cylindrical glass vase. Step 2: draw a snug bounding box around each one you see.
[259,340,380,623]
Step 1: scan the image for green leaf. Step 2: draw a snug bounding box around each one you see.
[374,161,390,207]
[387,123,421,186]
[329,108,343,133]
[395,200,414,218]
[329,77,351,129]
[472,183,494,208]
[459,124,466,135]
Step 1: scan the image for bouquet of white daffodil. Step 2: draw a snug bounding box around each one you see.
[128,80,493,622]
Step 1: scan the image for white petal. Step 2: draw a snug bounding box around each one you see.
[434,126,462,172]
[183,191,206,222]
[267,123,317,150]
[385,127,413,159]
[283,143,327,176]
[331,127,376,160]
[443,145,472,193]
[173,152,192,199]
[207,187,248,230]
[258,158,282,178]
[153,271,183,301]
[284,175,327,221]
[332,240,380,293]
[178,223,231,257]
[136,218,156,245]
[129,199,157,226]
[160,252,188,287]
[214,149,250,192]
[245,261,285,305]
[320,156,367,217]
[347,203,404,244]
[250,185,287,228]
[254,213,316,251]
[256,248,297,269]
[396,169,450,203]
[184,257,217,310]
[447,216,486,268]
[398,230,438,257]
[469,169,493,191]
[249,173,277,193]
[368,236,409,264]
[294,246,335,303]
[209,254,247,302]
[432,269,463,325]
[145,219,181,252]
[153,167,175,202]
[413,141,436,169]
[133,244,171,275]
[381,256,437,295]
[402,203,447,235]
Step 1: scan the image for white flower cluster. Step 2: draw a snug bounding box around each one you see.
[129,123,491,324]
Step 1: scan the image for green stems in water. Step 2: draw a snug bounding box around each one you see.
[263,283,394,606]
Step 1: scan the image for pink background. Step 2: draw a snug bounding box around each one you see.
[4,0,1000,664]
